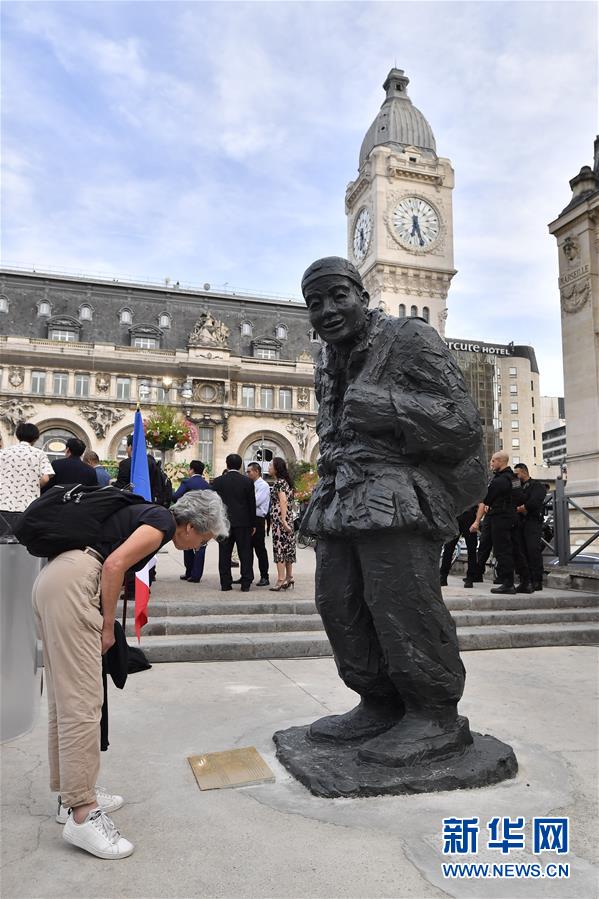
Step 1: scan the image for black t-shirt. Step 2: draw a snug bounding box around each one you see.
[94,504,176,571]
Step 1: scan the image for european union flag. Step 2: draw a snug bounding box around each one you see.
[130,409,151,501]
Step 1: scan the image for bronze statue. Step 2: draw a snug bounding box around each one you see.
[273,257,517,796]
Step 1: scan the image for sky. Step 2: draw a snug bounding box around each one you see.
[1,1,597,395]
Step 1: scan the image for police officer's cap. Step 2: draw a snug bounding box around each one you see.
[301,256,364,296]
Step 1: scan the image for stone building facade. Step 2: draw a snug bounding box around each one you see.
[0,269,320,473]
[548,137,599,497]
[445,339,541,468]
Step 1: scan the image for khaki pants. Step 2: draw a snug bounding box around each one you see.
[32,550,103,808]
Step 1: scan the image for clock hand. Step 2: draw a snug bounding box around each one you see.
[411,215,425,246]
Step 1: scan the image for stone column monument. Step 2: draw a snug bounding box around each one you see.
[548,138,599,502]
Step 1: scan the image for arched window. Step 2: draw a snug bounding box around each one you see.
[275,324,288,340]
[158,312,171,328]
[243,437,289,469]
[120,308,132,325]
[422,306,430,323]
[398,304,406,318]
[410,305,418,317]
[37,300,51,316]
[241,321,253,337]
[0,295,8,313]
[36,427,78,462]
[79,304,93,321]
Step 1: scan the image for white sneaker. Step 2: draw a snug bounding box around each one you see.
[56,787,124,824]
[63,808,134,859]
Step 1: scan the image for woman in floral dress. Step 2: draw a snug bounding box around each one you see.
[268,457,296,591]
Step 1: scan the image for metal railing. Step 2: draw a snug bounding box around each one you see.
[545,478,599,566]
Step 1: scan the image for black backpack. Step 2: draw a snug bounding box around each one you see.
[13,484,149,558]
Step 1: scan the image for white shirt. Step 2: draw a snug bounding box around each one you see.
[0,442,54,512]
[253,476,271,518]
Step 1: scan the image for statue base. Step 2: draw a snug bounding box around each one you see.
[273,725,517,798]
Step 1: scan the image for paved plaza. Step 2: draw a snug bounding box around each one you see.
[1,550,597,899]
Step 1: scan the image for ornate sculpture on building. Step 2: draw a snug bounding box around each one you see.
[287,417,313,460]
[273,256,516,798]
[297,387,310,407]
[79,404,125,439]
[95,373,111,393]
[562,236,580,263]
[188,311,230,348]
[8,367,24,388]
[297,351,313,363]
[191,381,225,404]
[0,398,35,433]
[561,279,590,314]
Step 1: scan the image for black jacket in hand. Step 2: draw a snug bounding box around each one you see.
[520,478,547,519]
[301,310,486,540]
[211,471,256,528]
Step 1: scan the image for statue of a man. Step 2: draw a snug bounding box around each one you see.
[300,257,486,767]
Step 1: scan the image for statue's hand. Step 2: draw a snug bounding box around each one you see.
[342,384,394,432]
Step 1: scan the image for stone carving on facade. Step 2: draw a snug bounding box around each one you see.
[297,387,310,407]
[562,236,580,264]
[8,367,24,388]
[287,417,313,460]
[192,381,225,404]
[297,351,313,363]
[191,411,229,442]
[79,404,125,439]
[0,398,35,433]
[95,373,111,393]
[188,311,230,347]
[561,279,590,314]
[437,307,449,335]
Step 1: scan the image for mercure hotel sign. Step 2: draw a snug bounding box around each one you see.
[445,340,514,356]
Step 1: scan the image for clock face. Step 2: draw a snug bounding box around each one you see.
[353,208,372,262]
[392,197,440,250]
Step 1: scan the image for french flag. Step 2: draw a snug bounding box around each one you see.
[130,409,155,641]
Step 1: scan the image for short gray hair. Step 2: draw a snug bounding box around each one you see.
[171,489,229,539]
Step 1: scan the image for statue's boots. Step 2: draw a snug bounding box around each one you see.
[358,710,473,767]
[308,697,404,744]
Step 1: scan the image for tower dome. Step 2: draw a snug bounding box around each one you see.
[359,69,436,169]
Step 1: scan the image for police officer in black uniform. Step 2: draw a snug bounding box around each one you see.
[474,451,519,594]
[514,463,547,591]
[440,505,479,587]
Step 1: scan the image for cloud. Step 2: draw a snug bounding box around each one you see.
[1,0,596,396]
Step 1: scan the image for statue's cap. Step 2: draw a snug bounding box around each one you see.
[301,256,364,295]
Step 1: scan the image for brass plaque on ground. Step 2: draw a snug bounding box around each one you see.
[188,746,275,790]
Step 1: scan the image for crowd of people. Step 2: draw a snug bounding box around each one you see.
[440,450,547,594]
[0,425,298,594]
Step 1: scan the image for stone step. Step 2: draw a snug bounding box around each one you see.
[126,613,325,637]
[118,598,319,617]
[137,623,599,663]
[120,591,598,619]
[128,606,599,639]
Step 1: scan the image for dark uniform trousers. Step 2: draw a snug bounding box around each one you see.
[474,512,515,585]
[517,517,543,584]
[440,529,478,581]
[252,517,269,579]
[316,531,465,714]
[219,527,254,588]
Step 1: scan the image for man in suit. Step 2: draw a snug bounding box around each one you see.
[211,453,256,592]
[172,460,211,582]
[50,438,97,487]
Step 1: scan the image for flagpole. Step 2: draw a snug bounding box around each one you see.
[122,407,141,631]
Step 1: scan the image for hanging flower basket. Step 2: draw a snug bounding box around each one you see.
[144,405,194,452]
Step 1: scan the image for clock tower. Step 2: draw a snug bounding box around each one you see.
[346,68,456,334]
